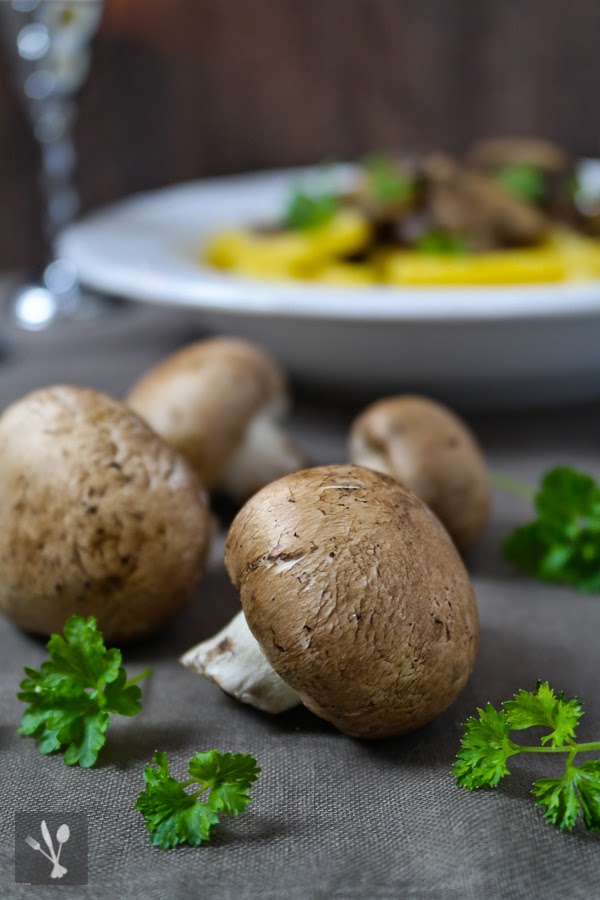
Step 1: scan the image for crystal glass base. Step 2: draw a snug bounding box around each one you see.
[9,258,108,331]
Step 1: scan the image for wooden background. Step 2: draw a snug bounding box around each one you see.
[1,0,600,271]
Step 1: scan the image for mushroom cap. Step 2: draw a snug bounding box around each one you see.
[0,386,211,641]
[225,464,479,738]
[348,395,490,550]
[468,136,569,174]
[126,338,288,489]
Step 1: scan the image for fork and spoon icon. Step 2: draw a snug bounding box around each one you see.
[25,820,70,878]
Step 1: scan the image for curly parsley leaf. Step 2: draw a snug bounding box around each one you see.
[453,703,518,788]
[572,761,600,832]
[503,681,583,747]
[362,154,415,204]
[502,466,600,592]
[532,772,581,830]
[187,750,260,815]
[532,763,600,832]
[415,230,470,255]
[283,188,338,231]
[18,615,149,767]
[135,750,260,849]
[496,163,546,204]
[455,683,600,833]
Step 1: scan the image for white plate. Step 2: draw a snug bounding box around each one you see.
[58,166,600,408]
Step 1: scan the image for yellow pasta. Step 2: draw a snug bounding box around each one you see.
[381,247,568,286]
[205,225,600,287]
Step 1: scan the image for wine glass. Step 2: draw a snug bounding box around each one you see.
[1,0,104,330]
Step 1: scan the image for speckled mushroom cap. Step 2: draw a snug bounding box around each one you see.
[126,338,288,489]
[225,464,479,738]
[0,386,211,641]
[348,395,490,551]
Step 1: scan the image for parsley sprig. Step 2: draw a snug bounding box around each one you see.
[135,750,260,849]
[283,187,338,231]
[496,466,600,592]
[415,230,470,255]
[496,163,546,204]
[362,154,415,204]
[18,615,150,767]
[454,682,600,831]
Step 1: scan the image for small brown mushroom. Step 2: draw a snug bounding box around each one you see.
[0,386,212,641]
[182,464,479,738]
[126,338,304,502]
[348,395,490,551]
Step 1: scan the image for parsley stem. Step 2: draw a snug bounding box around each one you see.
[490,471,536,501]
[125,667,152,688]
[516,741,600,754]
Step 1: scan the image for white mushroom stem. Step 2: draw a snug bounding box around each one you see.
[351,432,421,494]
[219,408,304,502]
[180,610,300,714]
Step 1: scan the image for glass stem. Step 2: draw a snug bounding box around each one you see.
[39,129,79,253]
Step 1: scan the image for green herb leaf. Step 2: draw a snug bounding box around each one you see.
[496,164,546,203]
[362,154,415,204]
[455,684,600,833]
[573,760,600,832]
[532,763,600,831]
[188,750,260,816]
[283,188,337,231]
[503,681,583,747]
[532,772,581,830]
[415,231,470,255]
[17,615,147,767]
[452,703,517,789]
[566,173,581,201]
[502,466,600,592]
[135,750,260,849]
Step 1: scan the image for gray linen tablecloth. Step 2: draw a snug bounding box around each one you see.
[1,301,599,900]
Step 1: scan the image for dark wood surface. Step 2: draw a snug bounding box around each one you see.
[1,0,600,271]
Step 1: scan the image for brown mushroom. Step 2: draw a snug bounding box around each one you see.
[126,338,304,502]
[182,464,479,738]
[0,385,211,641]
[348,395,490,551]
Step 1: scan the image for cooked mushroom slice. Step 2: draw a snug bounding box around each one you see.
[348,395,490,550]
[126,338,304,502]
[182,465,479,738]
[468,137,569,174]
[423,152,549,249]
[0,386,212,641]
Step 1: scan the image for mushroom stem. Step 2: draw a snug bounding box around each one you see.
[219,409,304,501]
[180,610,301,714]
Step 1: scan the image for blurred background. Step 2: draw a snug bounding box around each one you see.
[2,0,600,274]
